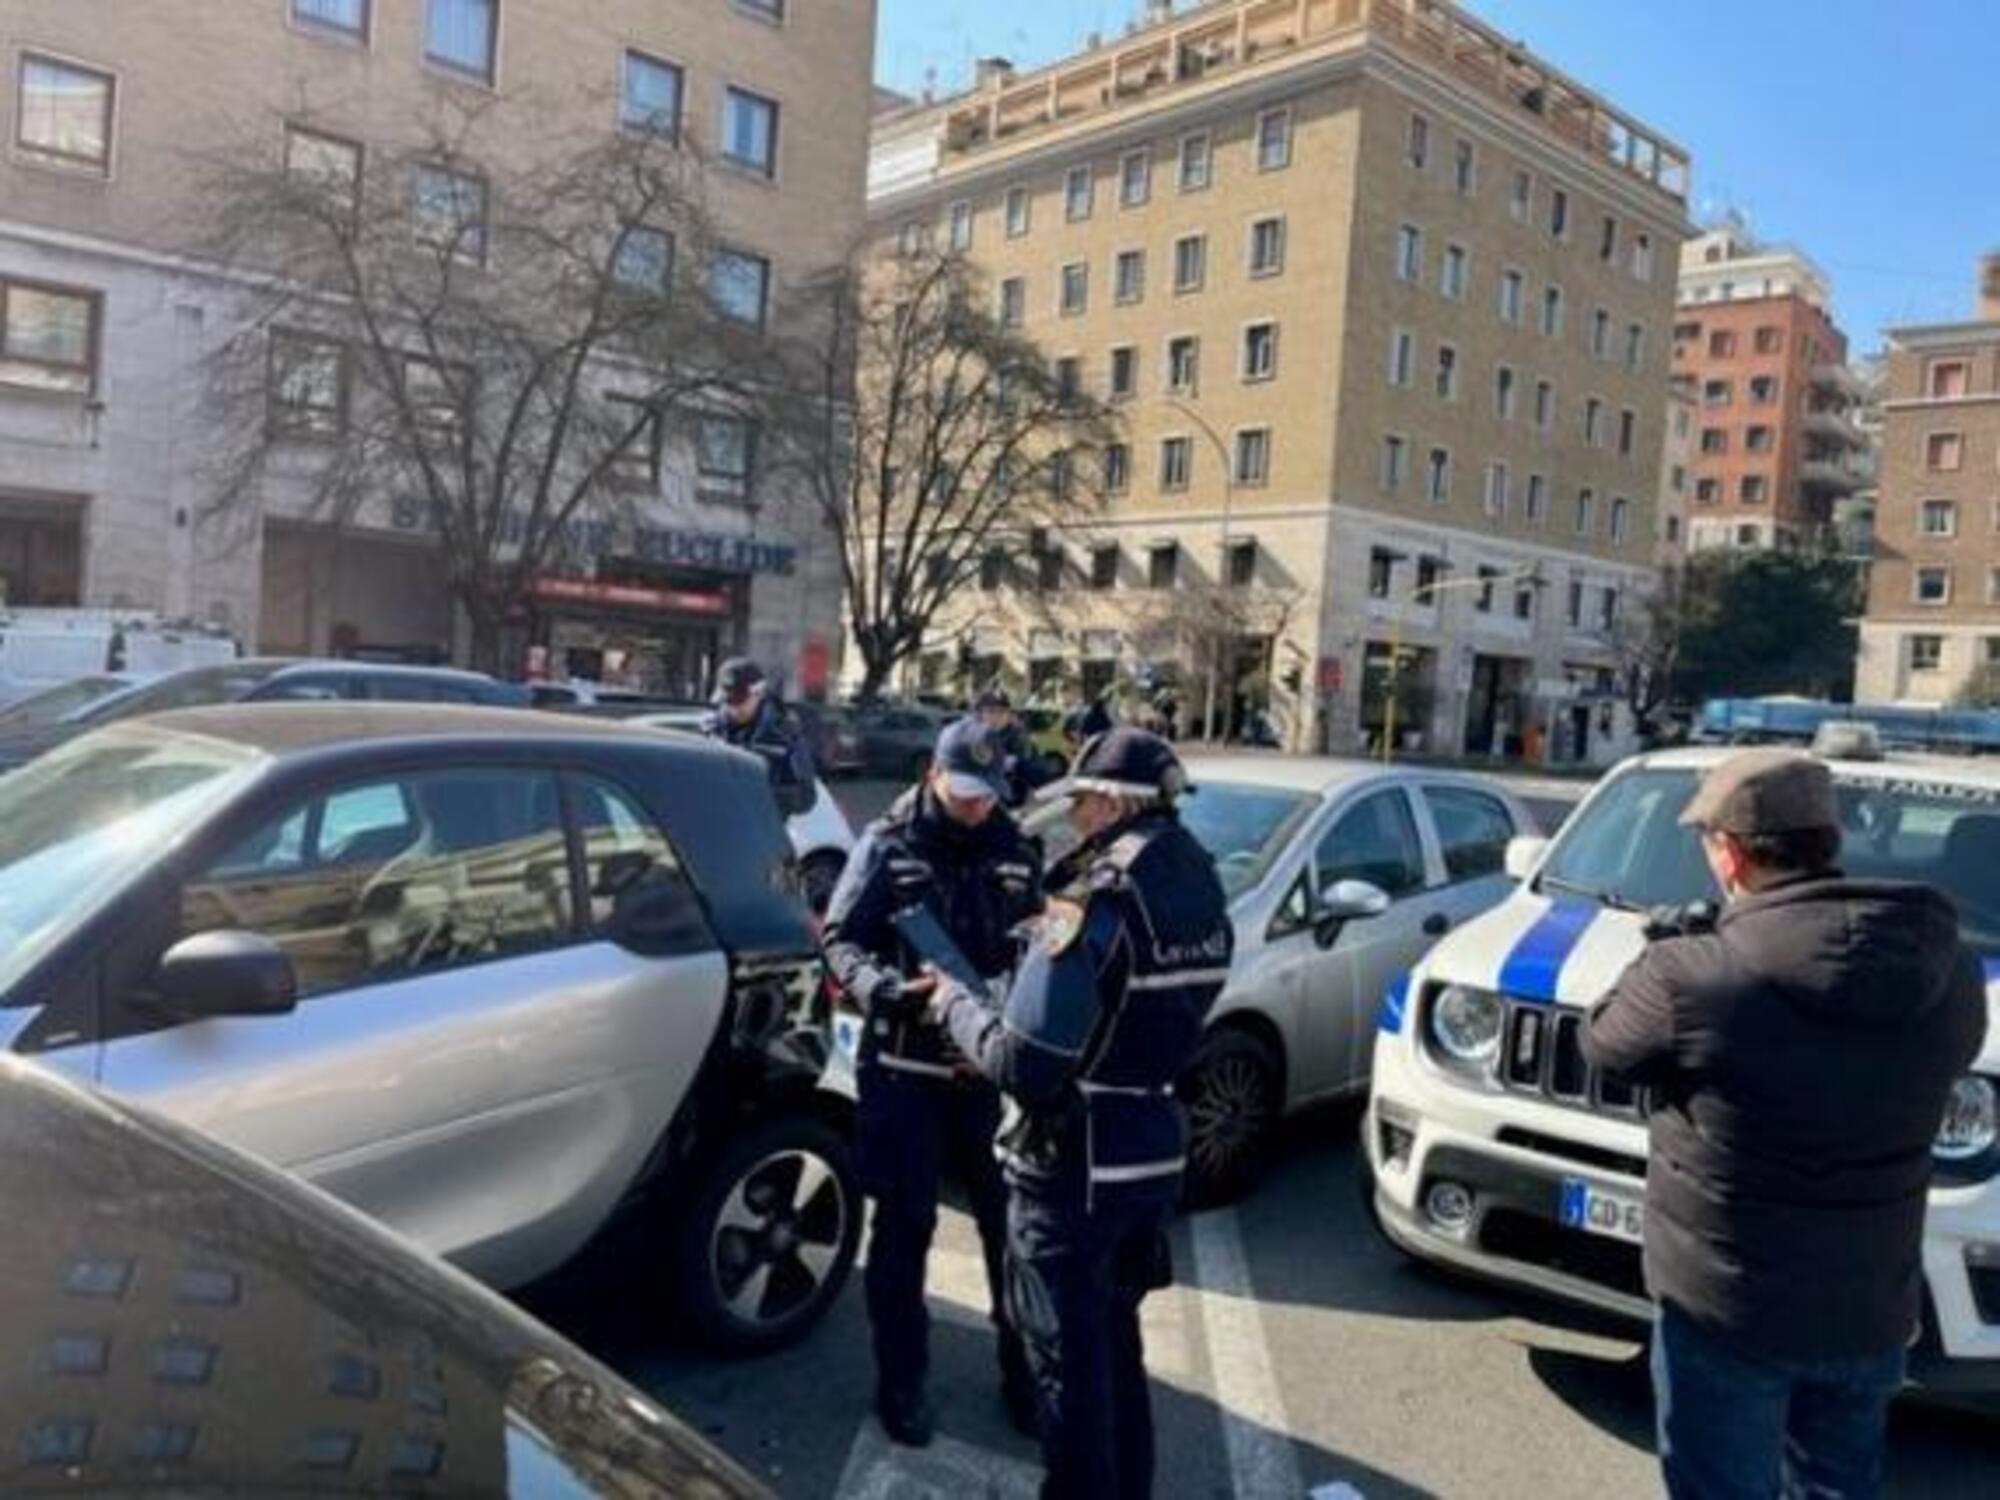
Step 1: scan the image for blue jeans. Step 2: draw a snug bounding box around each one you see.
[1652,1301,1906,1500]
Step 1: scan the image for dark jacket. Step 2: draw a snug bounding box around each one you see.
[1581,874,1988,1361]
[704,696,814,795]
[822,788,1043,1079]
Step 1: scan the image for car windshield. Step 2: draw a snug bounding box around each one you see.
[0,726,265,999]
[0,676,135,732]
[1540,765,2000,951]
[75,663,283,724]
[1027,781,1316,900]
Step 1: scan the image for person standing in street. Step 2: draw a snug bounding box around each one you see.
[821,719,1043,1447]
[1581,749,1987,1500]
[929,728,1233,1499]
[704,657,814,802]
[977,688,1051,808]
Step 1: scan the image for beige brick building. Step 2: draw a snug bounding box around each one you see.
[0,0,876,693]
[869,0,1688,760]
[1856,254,2000,706]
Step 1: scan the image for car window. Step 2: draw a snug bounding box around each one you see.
[81,665,283,722]
[530,685,578,706]
[257,673,351,702]
[181,769,573,998]
[570,775,710,955]
[1316,789,1426,898]
[1424,786,1516,881]
[361,675,445,703]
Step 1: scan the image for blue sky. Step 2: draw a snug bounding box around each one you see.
[876,0,1997,352]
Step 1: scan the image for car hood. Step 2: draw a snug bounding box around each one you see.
[1419,890,2000,1073]
[0,1057,767,1497]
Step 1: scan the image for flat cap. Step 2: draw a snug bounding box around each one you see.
[1679,748,1840,836]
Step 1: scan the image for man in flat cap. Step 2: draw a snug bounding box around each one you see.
[1582,748,1986,1500]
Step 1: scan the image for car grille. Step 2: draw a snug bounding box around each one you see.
[1496,1000,1648,1121]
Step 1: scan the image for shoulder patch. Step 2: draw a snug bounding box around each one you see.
[1032,897,1088,956]
[1108,832,1151,871]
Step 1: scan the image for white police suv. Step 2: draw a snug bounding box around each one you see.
[1364,735,2000,1399]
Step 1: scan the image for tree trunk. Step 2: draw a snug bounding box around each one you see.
[856,655,895,703]
[463,599,507,677]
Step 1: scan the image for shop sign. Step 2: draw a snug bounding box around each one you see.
[529,576,733,617]
[389,498,797,577]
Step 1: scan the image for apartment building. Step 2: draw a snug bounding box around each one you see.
[1658,373,1695,563]
[0,0,875,692]
[869,0,1688,759]
[1855,254,2000,705]
[1672,226,1867,554]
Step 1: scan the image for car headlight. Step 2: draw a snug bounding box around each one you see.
[1935,1074,1998,1163]
[1429,985,1504,1066]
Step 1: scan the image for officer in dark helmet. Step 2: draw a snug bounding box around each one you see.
[704,657,813,801]
[821,718,1044,1447]
[927,727,1233,1498]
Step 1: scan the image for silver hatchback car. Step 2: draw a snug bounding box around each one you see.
[1032,755,1533,1202]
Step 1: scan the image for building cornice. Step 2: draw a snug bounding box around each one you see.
[1325,500,1657,581]
[1888,321,2000,350]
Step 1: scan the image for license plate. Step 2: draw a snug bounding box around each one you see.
[1559,1177,1644,1245]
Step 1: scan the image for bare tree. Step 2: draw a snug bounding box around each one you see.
[195,101,764,670]
[1607,563,1687,737]
[1127,577,1304,741]
[763,248,1116,701]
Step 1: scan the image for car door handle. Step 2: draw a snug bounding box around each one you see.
[1422,912,1452,937]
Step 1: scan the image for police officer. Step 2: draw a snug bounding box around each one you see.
[821,719,1043,1447]
[977,688,1051,809]
[704,657,813,800]
[929,728,1233,1498]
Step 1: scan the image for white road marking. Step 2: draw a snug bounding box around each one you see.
[1189,1206,1306,1500]
[833,1421,1042,1500]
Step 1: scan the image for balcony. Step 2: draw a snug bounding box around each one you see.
[931,0,1688,200]
[1799,458,1862,493]
[1810,363,1865,399]
[1801,406,1865,447]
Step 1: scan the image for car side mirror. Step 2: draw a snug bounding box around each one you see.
[1313,879,1391,949]
[155,931,298,1019]
[1504,836,1551,882]
[607,879,711,956]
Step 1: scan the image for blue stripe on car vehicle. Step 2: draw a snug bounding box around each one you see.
[1497,898,1599,1005]
[1985,955,1999,986]
[1378,973,1411,1035]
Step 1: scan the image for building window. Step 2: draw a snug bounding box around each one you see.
[1256,108,1292,171]
[1989,570,2000,606]
[710,248,771,327]
[1234,427,1271,486]
[1053,356,1080,402]
[15,53,117,173]
[1452,138,1476,195]
[1525,473,1548,525]
[1498,270,1524,325]
[1160,436,1192,491]
[1434,343,1458,400]
[1440,244,1468,301]
[1631,232,1654,281]
[697,414,757,493]
[1584,398,1604,448]
[1406,112,1430,169]
[608,399,661,485]
[1149,542,1180,589]
[1005,186,1030,237]
[1700,427,1727,454]
[734,0,786,21]
[1909,635,1944,671]
[1745,424,1773,453]
[28,1419,92,1468]
[1242,321,1277,382]
[1610,497,1630,545]
[0,277,100,395]
[1369,548,1396,599]
[1929,360,1970,399]
[294,0,370,38]
[1591,308,1611,361]
[1425,446,1451,504]
[411,163,489,264]
[1381,434,1408,492]
[1920,499,1958,537]
[1600,587,1620,633]
[1120,149,1151,208]
[1064,165,1094,221]
[1927,432,1965,472]
[286,125,363,216]
[424,0,498,83]
[621,51,683,137]
[947,200,973,252]
[268,330,349,438]
[1695,477,1720,504]
[978,549,1006,591]
[1415,554,1444,603]
[1740,474,1769,504]
[1249,216,1286,277]
[1090,546,1119,590]
[1666,514,1682,544]
[1109,344,1137,400]
[1749,375,1778,404]
[1114,248,1145,304]
[1388,328,1414,388]
[1540,284,1564,337]
[1535,380,1554,432]
[1396,224,1423,283]
[1484,461,1510,518]
[1103,441,1130,493]
[1059,262,1088,316]
[1173,234,1207,293]
[1753,325,1783,355]
[1625,323,1645,370]
[1567,580,1585,628]
[998,277,1025,328]
[1708,329,1736,359]
[1704,378,1732,406]
[1514,580,1537,620]
[154,1340,219,1387]
[1598,215,1618,262]
[1227,540,1258,588]
[1474,566,1499,613]
[1574,487,1595,537]
[1509,169,1532,222]
[1549,186,1569,238]
[722,87,779,176]
[1495,365,1516,421]
[1178,131,1212,191]
[1914,568,1951,606]
[1166,335,1198,394]
[1618,408,1636,456]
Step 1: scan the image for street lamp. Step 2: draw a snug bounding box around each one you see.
[1164,397,1235,743]
[1379,562,1546,765]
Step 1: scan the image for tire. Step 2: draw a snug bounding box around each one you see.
[798,851,846,919]
[673,1114,861,1356]
[1178,1028,1283,1209]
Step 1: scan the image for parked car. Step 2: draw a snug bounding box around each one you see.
[527,679,683,712]
[2,705,858,1354]
[0,671,151,735]
[629,708,858,915]
[1022,756,1533,1202]
[0,608,237,708]
[0,659,530,773]
[1365,737,2000,1405]
[800,702,867,778]
[846,701,956,782]
[0,1052,767,1496]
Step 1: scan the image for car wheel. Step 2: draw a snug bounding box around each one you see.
[799,851,846,919]
[1179,1028,1282,1208]
[675,1115,860,1356]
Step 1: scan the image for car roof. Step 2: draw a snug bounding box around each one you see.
[1635,745,2000,786]
[244,658,499,684]
[139,701,673,756]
